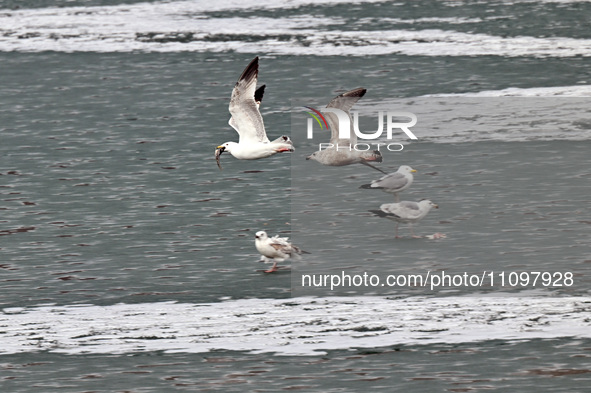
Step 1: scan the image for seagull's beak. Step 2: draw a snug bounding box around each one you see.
[411,169,417,173]
[433,203,439,209]
[305,155,311,160]
[215,146,225,170]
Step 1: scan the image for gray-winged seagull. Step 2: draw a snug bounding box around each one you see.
[369,199,440,238]
[360,165,416,202]
[306,88,385,173]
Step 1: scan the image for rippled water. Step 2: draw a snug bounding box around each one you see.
[1,0,590,391]
[2,338,588,392]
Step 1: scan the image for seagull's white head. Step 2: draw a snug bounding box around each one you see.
[216,142,238,154]
[255,231,268,241]
[215,142,239,170]
[398,165,417,174]
[419,199,438,209]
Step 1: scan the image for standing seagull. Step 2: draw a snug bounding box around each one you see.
[306,88,385,173]
[215,57,294,170]
[369,200,438,238]
[254,231,306,273]
[360,165,417,202]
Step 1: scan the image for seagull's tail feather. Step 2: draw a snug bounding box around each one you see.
[368,209,389,218]
[359,183,381,190]
[369,209,401,220]
[358,150,386,173]
[291,245,309,256]
[369,209,400,219]
[369,150,383,163]
[272,135,292,144]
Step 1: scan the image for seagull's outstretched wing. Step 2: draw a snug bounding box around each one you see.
[229,84,265,133]
[228,57,270,144]
[324,87,366,146]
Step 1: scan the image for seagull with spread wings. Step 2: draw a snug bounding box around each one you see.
[215,57,294,170]
[306,88,385,173]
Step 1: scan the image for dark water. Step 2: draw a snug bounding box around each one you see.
[1,0,591,391]
[2,339,591,392]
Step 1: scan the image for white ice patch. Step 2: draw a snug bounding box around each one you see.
[1,1,591,56]
[1,294,590,356]
[426,85,591,97]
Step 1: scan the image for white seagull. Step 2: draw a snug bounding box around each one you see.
[369,199,439,238]
[306,88,385,173]
[254,230,306,273]
[360,165,417,202]
[215,57,294,170]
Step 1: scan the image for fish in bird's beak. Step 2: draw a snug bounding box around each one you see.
[215,145,225,170]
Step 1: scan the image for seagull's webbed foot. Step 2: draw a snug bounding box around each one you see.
[264,262,279,273]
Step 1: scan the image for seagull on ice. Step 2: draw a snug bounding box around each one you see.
[306,88,385,173]
[360,165,417,202]
[215,57,294,170]
[254,230,306,273]
[369,200,440,238]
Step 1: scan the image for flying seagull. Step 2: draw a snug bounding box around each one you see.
[215,57,294,170]
[306,88,385,173]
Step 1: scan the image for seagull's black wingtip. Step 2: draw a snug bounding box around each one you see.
[368,209,389,218]
[342,87,366,98]
[238,56,259,84]
[254,84,266,103]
